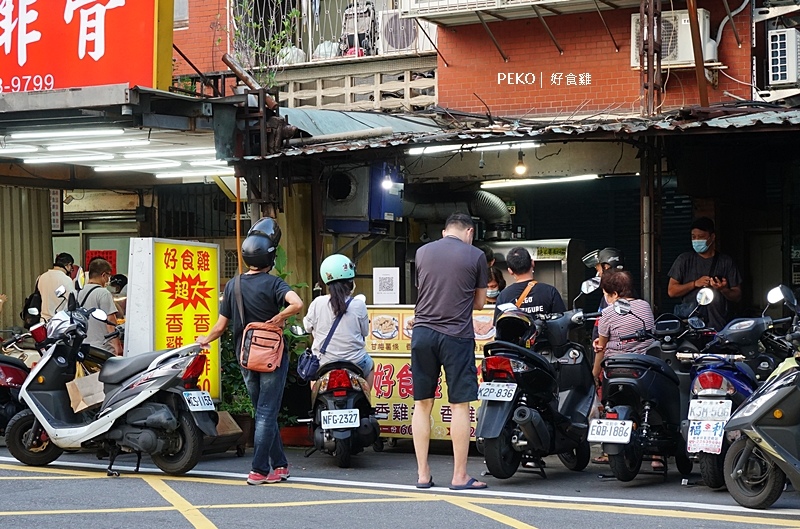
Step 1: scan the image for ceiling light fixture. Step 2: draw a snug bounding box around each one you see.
[93,161,182,172]
[479,152,485,169]
[481,174,600,189]
[0,145,38,154]
[23,153,115,164]
[125,147,217,159]
[46,139,150,151]
[514,150,526,176]
[381,174,393,190]
[10,128,125,140]
[188,159,227,167]
[156,168,235,179]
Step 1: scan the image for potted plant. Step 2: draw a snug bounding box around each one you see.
[218,328,255,450]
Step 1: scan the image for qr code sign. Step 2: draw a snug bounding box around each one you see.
[378,276,395,293]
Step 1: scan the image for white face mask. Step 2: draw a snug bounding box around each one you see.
[486,289,500,299]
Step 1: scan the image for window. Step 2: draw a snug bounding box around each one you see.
[174,0,189,29]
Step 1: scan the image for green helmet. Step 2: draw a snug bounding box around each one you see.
[320,254,355,284]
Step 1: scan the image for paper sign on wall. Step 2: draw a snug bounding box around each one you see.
[372,267,400,305]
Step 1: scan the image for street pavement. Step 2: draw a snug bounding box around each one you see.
[0,438,798,529]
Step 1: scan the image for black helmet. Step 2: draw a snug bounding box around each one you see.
[582,247,624,269]
[242,217,281,269]
[109,274,127,289]
[598,247,624,269]
[495,309,534,345]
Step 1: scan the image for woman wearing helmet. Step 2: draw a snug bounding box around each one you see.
[303,254,374,386]
[198,217,304,485]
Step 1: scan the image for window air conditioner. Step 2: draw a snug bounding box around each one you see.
[630,9,718,68]
[378,10,437,55]
[768,28,800,85]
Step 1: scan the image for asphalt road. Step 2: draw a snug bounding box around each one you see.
[0,438,798,529]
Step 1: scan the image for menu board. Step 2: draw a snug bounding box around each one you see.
[367,305,495,440]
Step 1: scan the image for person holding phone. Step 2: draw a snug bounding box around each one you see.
[667,217,742,331]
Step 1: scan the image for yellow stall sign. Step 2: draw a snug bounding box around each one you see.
[367,305,495,440]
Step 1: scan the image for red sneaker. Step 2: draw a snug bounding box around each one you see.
[247,471,281,485]
[272,466,290,481]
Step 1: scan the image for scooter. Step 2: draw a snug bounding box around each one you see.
[723,286,800,509]
[678,286,795,489]
[0,323,47,435]
[303,359,381,468]
[5,289,218,476]
[475,277,601,479]
[588,292,716,482]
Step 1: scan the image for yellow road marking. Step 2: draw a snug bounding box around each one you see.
[0,464,100,478]
[142,475,217,529]
[446,498,539,529]
[472,498,800,528]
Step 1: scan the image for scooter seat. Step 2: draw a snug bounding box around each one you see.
[0,353,28,372]
[98,349,172,385]
[605,353,680,385]
[735,361,756,381]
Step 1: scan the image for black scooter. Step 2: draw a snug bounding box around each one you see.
[723,285,800,510]
[475,278,601,479]
[588,297,702,481]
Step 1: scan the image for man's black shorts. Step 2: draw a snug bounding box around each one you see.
[410,326,478,403]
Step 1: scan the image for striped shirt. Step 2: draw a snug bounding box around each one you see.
[598,298,655,356]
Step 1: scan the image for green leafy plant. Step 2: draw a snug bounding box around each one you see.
[218,327,255,417]
[273,245,310,385]
[230,0,301,88]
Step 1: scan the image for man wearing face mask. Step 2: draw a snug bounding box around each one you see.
[668,217,742,331]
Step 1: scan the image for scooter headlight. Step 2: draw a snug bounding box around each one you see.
[736,391,778,418]
[728,320,755,331]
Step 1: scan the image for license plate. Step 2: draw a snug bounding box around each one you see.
[687,399,732,422]
[587,419,633,443]
[477,382,517,401]
[686,400,732,454]
[321,409,359,429]
[182,390,214,411]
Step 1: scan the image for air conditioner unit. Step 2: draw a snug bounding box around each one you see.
[378,10,437,55]
[630,9,717,68]
[768,28,800,85]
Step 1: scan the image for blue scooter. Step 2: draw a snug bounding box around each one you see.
[679,286,795,489]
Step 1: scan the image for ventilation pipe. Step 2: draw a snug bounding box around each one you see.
[403,190,512,240]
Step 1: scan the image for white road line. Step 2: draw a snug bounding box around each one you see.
[0,455,798,517]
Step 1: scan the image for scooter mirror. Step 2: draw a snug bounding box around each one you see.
[496,303,517,313]
[289,324,308,336]
[779,284,798,310]
[91,309,108,322]
[55,285,66,298]
[613,299,632,316]
[767,286,785,305]
[687,316,705,330]
[580,277,601,294]
[27,307,39,316]
[696,287,714,306]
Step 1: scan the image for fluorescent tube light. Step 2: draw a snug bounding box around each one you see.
[24,154,115,164]
[189,159,227,166]
[11,129,124,140]
[0,145,38,154]
[94,161,182,172]
[124,148,217,159]
[481,174,599,188]
[46,139,150,151]
[156,168,235,179]
[475,141,541,152]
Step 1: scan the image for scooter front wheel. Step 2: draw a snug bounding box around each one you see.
[723,437,785,509]
[698,451,725,489]
[5,410,63,466]
[557,439,591,471]
[151,413,203,475]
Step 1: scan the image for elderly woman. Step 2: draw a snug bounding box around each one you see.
[592,270,655,380]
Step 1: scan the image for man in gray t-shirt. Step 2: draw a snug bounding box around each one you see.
[77,258,122,355]
[411,212,488,491]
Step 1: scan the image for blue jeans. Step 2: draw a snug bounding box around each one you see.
[241,349,289,474]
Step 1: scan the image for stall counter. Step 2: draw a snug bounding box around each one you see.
[367,305,497,440]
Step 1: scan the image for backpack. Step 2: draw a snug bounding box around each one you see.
[234,274,285,373]
[20,277,42,329]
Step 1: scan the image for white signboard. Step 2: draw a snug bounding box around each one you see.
[373,267,400,305]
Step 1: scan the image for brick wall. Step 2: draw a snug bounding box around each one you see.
[172,1,229,78]
[436,5,752,116]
